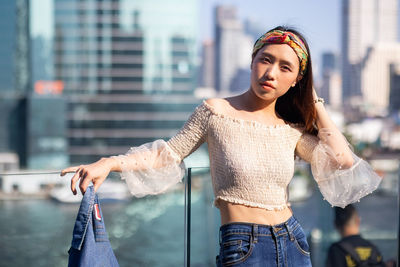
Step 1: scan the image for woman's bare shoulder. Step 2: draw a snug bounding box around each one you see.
[204,98,226,106]
[204,98,229,113]
[205,95,246,115]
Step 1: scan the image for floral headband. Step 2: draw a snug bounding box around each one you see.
[252,30,309,75]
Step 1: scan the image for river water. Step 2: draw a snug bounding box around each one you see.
[0,179,398,267]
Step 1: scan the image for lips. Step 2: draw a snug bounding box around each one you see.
[259,82,275,90]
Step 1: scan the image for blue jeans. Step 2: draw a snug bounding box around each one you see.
[68,186,119,267]
[216,216,312,267]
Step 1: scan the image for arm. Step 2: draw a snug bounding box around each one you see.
[295,92,382,208]
[61,102,211,196]
[60,148,173,196]
[313,90,354,168]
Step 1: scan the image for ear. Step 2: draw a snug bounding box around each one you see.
[296,75,303,82]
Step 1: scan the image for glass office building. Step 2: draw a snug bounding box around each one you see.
[54,0,200,164]
[0,0,30,167]
[0,0,30,94]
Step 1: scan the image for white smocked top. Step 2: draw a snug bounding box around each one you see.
[114,101,382,209]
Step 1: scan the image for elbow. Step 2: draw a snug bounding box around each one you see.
[340,156,355,169]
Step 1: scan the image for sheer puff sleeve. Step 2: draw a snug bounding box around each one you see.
[112,140,185,197]
[296,128,382,208]
[113,103,211,197]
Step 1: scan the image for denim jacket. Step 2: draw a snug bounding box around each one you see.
[68,186,119,267]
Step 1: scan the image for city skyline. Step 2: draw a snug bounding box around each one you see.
[28,0,400,114]
[32,0,400,72]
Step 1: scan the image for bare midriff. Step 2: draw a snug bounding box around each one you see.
[218,200,293,226]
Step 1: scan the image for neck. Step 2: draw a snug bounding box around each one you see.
[341,227,360,238]
[242,89,278,117]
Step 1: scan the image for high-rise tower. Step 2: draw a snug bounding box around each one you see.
[54,0,199,164]
[214,6,252,95]
[0,0,30,167]
[341,0,398,111]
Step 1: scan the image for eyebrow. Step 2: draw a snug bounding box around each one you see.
[259,52,296,68]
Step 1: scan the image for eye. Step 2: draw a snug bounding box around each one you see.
[261,57,271,63]
[281,65,292,72]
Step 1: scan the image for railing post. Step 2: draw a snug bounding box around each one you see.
[184,168,192,267]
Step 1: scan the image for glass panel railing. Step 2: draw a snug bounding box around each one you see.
[1,159,397,266]
[184,167,217,267]
[0,171,186,266]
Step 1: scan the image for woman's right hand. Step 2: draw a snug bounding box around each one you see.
[60,157,116,195]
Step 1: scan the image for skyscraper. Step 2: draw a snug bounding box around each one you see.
[200,39,215,90]
[0,0,30,94]
[320,52,342,108]
[389,63,400,112]
[322,53,336,73]
[54,0,199,164]
[361,43,400,112]
[32,36,53,83]
[214,5,252,95]
[0,0,30,167]
[341,0,398,109]
[0,1,16,93]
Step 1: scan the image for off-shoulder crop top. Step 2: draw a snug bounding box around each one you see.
[115,100,382,209]
[167,101,317,210]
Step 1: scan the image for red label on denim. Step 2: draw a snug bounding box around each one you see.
[94,204,101,221]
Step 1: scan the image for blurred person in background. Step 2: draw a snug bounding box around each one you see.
[325,204,388,267]
[62,26,382,266]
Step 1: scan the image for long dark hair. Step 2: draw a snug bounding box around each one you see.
[253,26,317,135]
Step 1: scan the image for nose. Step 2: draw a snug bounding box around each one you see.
[264,64,278,80]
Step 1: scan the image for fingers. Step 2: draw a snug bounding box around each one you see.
[60,166,80,176]
[62,164,104,195]
[69,167,92,195]
[78,170,91,195]
[70,168,82,195]
[93,182,102,193]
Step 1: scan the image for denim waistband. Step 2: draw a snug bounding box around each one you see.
[219,216,299,242]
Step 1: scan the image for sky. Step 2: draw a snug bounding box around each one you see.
[199,0,342,74]
[31,0,400,74]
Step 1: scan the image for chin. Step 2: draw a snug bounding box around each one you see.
[251,89,275,100]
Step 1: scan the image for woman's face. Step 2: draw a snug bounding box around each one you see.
[250,44,300,101]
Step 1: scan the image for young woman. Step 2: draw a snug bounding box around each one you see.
[61,26,382,266]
